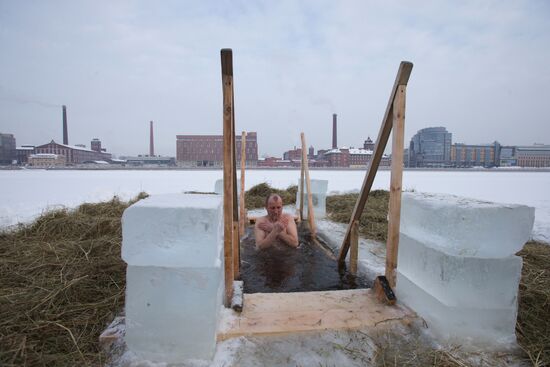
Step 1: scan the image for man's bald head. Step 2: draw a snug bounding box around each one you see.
[265,193,283,207]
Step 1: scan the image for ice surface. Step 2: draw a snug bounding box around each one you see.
[122,194,223,268]
[396,192,535,346]
[295,179,328,219]
[401,192,534,257]
[122,193,224,362]
[1,170,549,242]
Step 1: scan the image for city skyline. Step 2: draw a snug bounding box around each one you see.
[1,1,549,157]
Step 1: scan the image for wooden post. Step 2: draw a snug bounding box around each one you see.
[233,221,240,280]
[239,131,247,236]
[350,220,359,275]
[299,156,305,221]
[337,61,413,266]
[221,49,234,306]
[385,84,406,288]
[300,133,316,237]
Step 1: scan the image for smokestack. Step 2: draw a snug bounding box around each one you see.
[62,105,68,145]
[149,120,155,156]
[332,113,337,149]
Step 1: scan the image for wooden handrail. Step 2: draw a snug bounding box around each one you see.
[337,61,413,266]
[300,133,316,238]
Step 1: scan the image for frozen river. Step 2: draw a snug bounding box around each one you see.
[1,169,549,243]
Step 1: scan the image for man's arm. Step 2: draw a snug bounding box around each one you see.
[277,215,299,248]
[254,219,280,249]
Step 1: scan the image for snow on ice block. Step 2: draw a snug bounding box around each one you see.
[396,192,534,346]
[125,265,224,362]
[122,193,223,268]
[296,179,328,219]
[400,192,534,257]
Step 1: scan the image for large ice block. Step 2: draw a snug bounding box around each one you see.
[396,192,534,346]
[122,193,224,362]
[296,179,328,219]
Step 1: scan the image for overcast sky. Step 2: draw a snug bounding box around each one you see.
[1,1,549,157]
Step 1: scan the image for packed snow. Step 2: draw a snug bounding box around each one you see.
[0,169,549,243]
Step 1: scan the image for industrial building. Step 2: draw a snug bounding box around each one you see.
[176,132,258,167]
[34,140,111,165]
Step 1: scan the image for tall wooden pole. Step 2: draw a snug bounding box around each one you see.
[350,220,359,275]
[239,131,247,236]
[385,85,406,288]
[221,49,234,306]
[300,133,316,238]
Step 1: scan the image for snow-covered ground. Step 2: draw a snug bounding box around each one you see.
[1,169,549,243]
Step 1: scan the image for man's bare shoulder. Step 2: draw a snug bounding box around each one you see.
[254,215,269,225]
[281,213,295,221]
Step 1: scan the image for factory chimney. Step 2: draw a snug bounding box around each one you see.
[149,121,155,156]
[332,113,337,149]
[62,105,68,145]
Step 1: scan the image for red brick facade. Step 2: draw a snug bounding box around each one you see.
[176,132,258,167]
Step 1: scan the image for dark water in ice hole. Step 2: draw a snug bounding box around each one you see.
[240,224,371,294]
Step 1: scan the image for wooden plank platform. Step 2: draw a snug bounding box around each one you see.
[217,289,415,340]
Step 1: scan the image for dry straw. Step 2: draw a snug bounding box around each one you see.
[0,193,147,366]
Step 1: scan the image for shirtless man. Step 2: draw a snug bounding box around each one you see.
[254,194,299,250]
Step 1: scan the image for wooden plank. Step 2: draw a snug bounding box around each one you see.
[312,237,336,260]
[239,131,247,236]
[300,132,316,237]
[217,289,414,340]
[337,61,413,266]
[231,76,240,276]
[385,84,406,288]
[349,220,359,275]
[221,48,234,306]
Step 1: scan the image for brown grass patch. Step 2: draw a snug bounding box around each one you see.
[0,193,147,366]
[245,182,297,209]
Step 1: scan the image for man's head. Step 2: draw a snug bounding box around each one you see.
[265,193,283,221]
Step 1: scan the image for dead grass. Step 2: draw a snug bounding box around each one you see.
[326,190,389,241]
[0,193,147,366]
[517,241,550,366]
[245,182,298,209]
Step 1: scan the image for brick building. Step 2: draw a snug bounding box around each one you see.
[34,140,111,165]
[28,153,66,167]
[283,147,302,161]
[176,132,258,167]
[0,133,16,165]
[16,145,35,165]
[516,145,550,167]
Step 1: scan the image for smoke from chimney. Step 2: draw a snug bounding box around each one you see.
[149,121,155,156]
[62,105,68,145]
[332,113,337,149]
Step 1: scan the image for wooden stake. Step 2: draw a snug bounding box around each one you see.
[337,61,413,266]
[350,220,359,275]
[239,131,247,236]
[221,48,234,306]
[299,157,305,222]
[385,84,406,288]
[300,132,316,238]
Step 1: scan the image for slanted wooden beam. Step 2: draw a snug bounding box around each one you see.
[300,132,316,238]
[385,84,406,288]
[337,61,413,266]
[239,131,247,236]
[221,48,235,306]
